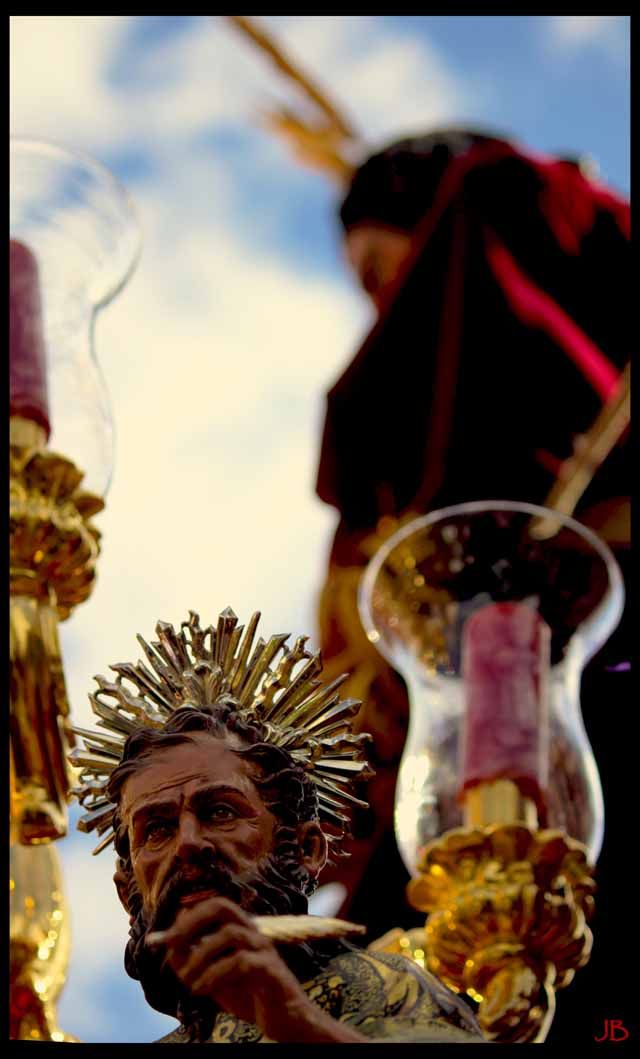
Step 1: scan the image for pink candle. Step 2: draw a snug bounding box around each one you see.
[459,602,550,816]
[10,239,51,437]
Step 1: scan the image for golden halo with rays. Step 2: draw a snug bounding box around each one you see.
[69,607,373,856]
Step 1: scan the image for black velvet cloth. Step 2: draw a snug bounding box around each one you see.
[339,128,489,232]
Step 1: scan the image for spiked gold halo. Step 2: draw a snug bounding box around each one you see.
[69,608,373,856]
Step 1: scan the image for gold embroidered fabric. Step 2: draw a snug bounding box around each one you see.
[157,949,483,1043]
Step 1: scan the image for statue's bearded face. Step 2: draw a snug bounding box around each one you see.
[120,733,278,928]
[115,730,327,1033]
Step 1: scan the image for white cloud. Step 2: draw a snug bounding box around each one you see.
[545,15,629,64]
[9,16,293,158]
[10,17,129,149]
[11,14,463,163]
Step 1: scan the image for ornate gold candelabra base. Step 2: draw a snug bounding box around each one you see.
[10,842,79,1041]
[405,781,596,1044]
[10,416,103,842]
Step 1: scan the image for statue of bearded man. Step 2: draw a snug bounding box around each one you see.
[71,609,483,1044]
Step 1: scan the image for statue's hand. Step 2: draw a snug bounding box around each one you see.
[147,897,364,1043]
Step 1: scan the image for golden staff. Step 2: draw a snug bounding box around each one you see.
[224,15,358,184]
[530,362,630,541]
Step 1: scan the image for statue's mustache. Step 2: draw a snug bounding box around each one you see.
[149,852,254,932]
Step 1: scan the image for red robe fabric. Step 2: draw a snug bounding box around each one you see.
[317,141,629,539]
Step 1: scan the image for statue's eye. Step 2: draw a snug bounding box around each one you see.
[145,821,172,846]
[207,804,238,823]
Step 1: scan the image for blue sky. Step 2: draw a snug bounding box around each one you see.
[10,14,629,1044]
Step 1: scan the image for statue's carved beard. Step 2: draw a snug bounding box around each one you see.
[125,839,315,1041]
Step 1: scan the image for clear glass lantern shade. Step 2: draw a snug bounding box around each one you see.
[10,138,141,496]
[359,501,624,874]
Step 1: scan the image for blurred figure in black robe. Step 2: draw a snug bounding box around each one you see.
[314,128,631,1044]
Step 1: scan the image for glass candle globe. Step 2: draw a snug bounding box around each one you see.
[10,138,141,495]
[359,501,624,874]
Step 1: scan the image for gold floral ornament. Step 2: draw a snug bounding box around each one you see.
[10,432,104,617]
[70,608,373,856]
[407,824,596,1043]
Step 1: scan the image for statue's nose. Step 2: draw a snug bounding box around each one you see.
[174,812,208,861]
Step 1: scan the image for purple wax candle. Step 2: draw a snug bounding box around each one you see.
[459,601,550,817]
[10,239,51,437]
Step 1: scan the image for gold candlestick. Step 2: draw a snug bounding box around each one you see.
[10,415,103,843]
[406,780,595,1043]
[10,419,103,1042]
[10,136,140,1043]
[358,502,623,1044]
